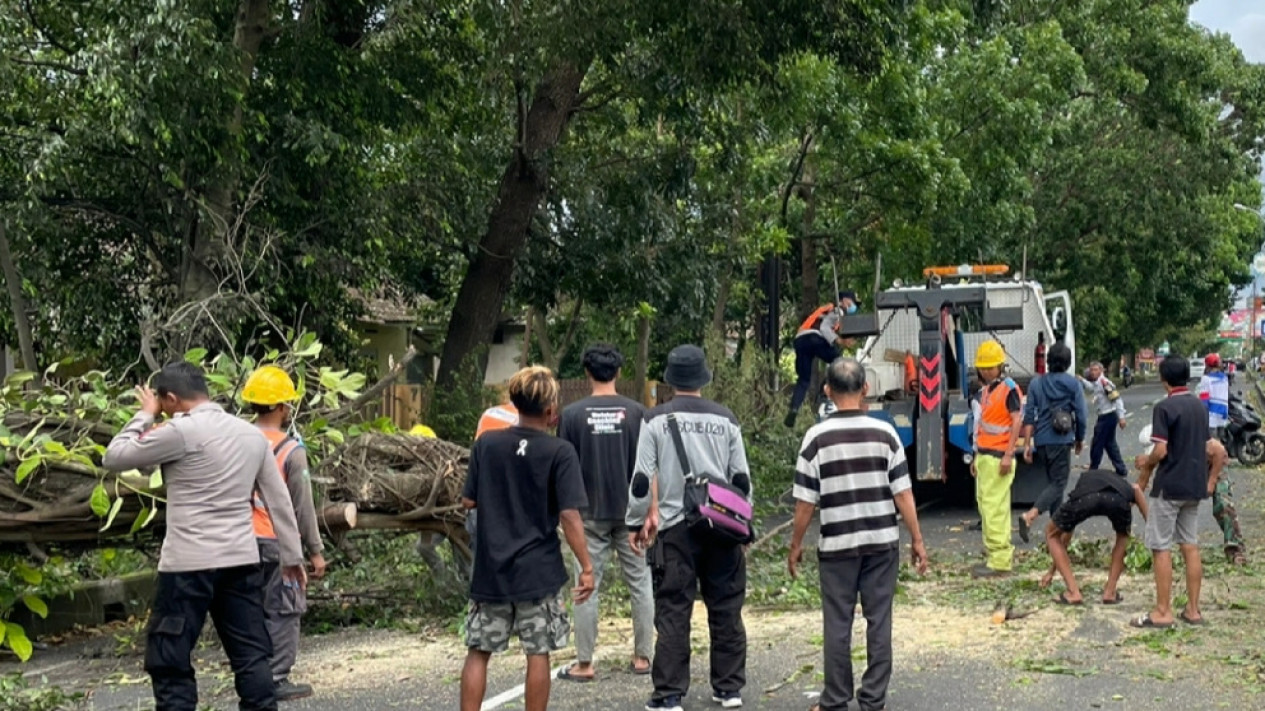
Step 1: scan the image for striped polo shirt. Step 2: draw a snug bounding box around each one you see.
[793,411,912,558]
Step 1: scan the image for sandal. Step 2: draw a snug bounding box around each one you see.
[1017,516,1031,544]
[628,661,651,676]
[1129,614,1173,629]
[1101,592,1124,605]
[1054,592,1083,606]
[1179,611,1207,626]
[557,663,595,683]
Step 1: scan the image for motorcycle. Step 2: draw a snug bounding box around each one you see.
[1224,393,1265,466]
[1121,365,1134,389]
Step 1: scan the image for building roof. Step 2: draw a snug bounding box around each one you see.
[348,287,426,325]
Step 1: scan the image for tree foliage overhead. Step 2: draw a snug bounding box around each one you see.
[0,0,1260,378]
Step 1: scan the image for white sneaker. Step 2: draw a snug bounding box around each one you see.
[712,691,743,708]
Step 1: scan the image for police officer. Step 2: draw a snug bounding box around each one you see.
[103,362,305,711]
[1079,361,1128,477]
[242,366,326,701]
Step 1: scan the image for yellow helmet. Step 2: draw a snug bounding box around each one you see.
[974,341,1006,369]
[409,424,437,438]
[241,365,298,406]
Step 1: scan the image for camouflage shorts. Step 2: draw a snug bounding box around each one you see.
[464,596,570,656]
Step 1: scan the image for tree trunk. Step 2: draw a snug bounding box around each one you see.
[798,162,818,321]
[634,313,650,405]
[0,222,39,381]
[178,0,271,307]
[711,273,731,338]
[436,61,589,386]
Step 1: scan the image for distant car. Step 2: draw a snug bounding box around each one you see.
[1188,355,1205,382]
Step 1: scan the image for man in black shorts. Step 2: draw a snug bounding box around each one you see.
[1038,469,1149,605]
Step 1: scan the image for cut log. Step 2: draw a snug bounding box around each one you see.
[319,502,358,532]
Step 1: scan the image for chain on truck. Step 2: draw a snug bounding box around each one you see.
[820,261,1074,505]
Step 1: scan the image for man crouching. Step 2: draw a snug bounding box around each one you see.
[1040,469,1148,605]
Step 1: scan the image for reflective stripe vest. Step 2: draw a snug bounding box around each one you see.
[798,304,838,335]
[475,404,518,439]
[976,377,1022,452]
[252,429,302,540]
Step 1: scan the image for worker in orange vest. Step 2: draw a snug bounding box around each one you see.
[786,290,858,427]
[242,366,326,702]
[971,341,1023,579]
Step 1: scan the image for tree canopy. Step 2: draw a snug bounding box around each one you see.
[0,0,1261,379]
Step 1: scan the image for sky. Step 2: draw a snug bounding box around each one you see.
[1190,0,1265,63]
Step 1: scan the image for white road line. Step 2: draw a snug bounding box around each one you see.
[480,663,570,710]
[22,658,76,676]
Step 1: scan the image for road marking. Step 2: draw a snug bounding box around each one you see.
[480,663,570,710]
[23,658,76,677]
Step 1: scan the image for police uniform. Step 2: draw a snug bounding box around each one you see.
[104,403,304,711]
[1085,374,1127,476]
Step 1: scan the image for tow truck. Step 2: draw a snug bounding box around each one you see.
[836,263,1075,504]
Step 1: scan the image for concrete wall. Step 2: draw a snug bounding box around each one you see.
[484,331,524,385]
[357,322,410,379]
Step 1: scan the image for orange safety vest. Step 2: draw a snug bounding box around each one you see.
[252,429,302,540]
[475,403,518,439]
[975,378,1022,453]
[798,304,840,335]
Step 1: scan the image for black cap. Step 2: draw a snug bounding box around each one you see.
[663,344,712,390]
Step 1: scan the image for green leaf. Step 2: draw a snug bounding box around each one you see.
[15,563,42,585]
[130,507,150,534]
[90,483,110,517]
[4,371,35,388]
[101,497,124,532]
[184,348,208,364]
[324,429,345,446]
[0,622,5,645]
[149,469,163,489]
[21,596,48,619]
[15,457,41,484]
[4,623,33,662]
[42,440,68,456]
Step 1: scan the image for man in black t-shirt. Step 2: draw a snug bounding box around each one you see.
[459,366,595,711]
[1132,354,1213,628]
[1039,470,1149,605]
[556,345,652,682]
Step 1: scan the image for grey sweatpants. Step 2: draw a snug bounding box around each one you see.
[818,548,899,711]
[258,537,307,683]
[572,519,655,664]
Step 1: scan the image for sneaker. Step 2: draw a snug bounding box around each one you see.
[276,680,314,702]
[712,690,743,708]
[646,695,684,711]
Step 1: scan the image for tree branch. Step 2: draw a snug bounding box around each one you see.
[325,346,418,423]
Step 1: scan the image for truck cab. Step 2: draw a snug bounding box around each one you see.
[845,264,1075,504]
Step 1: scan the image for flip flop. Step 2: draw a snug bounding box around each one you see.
[1101,592,1124,605]
[557,663,595,683]
[628,662,651,676]
[1017,516,1031,544]
[1129,614,1173,629]
[1179,611,1207,626]
[1054,592,1083,606]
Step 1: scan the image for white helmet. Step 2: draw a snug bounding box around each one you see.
[1139,424,1154,454]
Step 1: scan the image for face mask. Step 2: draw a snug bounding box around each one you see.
[845,303,858,315]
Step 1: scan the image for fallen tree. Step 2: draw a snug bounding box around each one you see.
[0,335,468,553]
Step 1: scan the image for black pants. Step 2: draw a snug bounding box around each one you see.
[146,565,276,711]
[1090,413,1126,476]
[1031,444,1072,517]
[790,333,839,415]
[819,549,899,711]
[648,523,746,701]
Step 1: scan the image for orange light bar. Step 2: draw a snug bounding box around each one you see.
[922,264,1011,278]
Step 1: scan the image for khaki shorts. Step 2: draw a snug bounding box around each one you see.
[465,596,569,655]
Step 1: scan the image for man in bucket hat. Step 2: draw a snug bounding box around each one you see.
[786,290,860,427]
[628,345,753,711]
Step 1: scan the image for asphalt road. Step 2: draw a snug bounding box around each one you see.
[10,379,1263,710]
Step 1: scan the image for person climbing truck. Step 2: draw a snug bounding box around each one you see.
[786,290,859,427]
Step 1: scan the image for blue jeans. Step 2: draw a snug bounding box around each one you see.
[1090,413,1126,476]
[790,334,839,414]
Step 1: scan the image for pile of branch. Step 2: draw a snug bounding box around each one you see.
[318,433,470,551]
